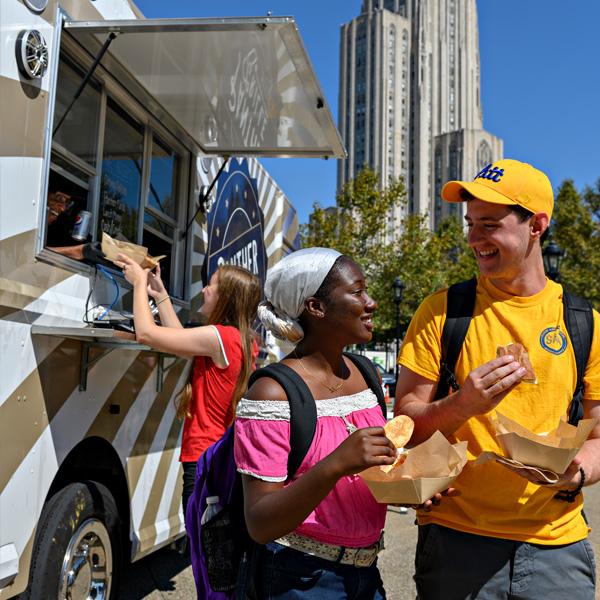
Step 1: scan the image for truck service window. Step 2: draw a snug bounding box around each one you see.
[44,57,100,260]
[44,52,189,298]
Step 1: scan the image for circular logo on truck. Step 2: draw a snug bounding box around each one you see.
[205,158,267,287]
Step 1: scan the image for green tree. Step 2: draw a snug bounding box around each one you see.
[552,180,600,309]
[301,168,477,338]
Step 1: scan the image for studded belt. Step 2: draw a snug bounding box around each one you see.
[274,531,384,568]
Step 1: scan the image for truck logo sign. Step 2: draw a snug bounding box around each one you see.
[205,158,267,287]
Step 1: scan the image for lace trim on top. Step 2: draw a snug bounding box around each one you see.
[236,389,379,421]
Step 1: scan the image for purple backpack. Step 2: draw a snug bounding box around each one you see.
[186,355,386,599]
[186,425,250,599]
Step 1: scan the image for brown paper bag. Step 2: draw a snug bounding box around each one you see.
[359,431,468,504]
[101,232,165,269]
[490,412,597,474]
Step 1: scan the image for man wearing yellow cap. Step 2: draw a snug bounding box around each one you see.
[395,159,600,599]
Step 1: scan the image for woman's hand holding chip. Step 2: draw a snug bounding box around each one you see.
[326,427,397,478]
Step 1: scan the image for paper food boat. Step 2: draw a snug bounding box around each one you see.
[359,430,467,505]
[101,231,165,269]
[490,412,597,474]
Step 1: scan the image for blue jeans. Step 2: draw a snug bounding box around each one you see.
[254,541,387,599]
[415,523,596,600]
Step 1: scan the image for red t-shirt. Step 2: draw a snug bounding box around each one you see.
[180,324,256,462]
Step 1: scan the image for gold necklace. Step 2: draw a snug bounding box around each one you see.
[293,351,345,393]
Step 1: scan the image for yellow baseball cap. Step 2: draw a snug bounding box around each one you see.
[441,159,554,219]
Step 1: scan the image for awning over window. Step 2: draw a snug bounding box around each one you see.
[63,17,346,158]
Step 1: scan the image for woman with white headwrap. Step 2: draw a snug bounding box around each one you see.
[233,248,395,598]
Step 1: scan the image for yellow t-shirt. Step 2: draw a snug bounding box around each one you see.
[398,276,600,545]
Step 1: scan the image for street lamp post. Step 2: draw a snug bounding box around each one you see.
[392,277,405,380]
[542,237,565,282]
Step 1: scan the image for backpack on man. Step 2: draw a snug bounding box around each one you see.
[185,352,387,600]
[435,277,594,426]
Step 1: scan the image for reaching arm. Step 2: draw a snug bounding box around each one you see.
[394,356,526,446]
[154,296,182,329]
[147,263,183,329]
[47,244,85,260]
[116,254,223,362]
[393,368,470,446]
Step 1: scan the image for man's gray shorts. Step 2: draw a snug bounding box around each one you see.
[414,523,596,600]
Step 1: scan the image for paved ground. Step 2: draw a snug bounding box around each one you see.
[121,485,600,599]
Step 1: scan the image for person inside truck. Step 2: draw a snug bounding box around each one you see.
[116,254,261,521]
[45,174,105,263]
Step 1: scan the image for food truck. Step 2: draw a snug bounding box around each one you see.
[0,1,345,598]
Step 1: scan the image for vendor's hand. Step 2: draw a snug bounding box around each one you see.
[456,355,526,418]
[81,241,105,264]
[498,457,582,490]
[326,427,397,478]
[115,253,149,287]
[393,487,461,512]
[147,263,167,300]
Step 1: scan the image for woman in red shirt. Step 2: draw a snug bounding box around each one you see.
[117,254,260,517]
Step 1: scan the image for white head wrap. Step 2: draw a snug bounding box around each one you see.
[257,247,342,343]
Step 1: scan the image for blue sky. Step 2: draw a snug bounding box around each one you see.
[137,1,600,224]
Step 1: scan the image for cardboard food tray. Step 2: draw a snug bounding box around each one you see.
[359,431,467,505]
[491,412,597,474]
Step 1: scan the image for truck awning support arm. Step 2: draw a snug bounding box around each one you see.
[53,32,118,136]
[183,156,229,237]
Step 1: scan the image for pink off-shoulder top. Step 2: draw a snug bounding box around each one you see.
[234,388,387,548]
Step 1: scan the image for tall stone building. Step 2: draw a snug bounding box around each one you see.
[337,0,503,232]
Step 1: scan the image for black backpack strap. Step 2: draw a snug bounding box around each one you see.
[563,291,594,425]
[434,278,477,400]
[248,363,317,479]
[343,352,387,418]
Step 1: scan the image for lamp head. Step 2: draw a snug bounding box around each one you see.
[393,276,405,304]
[542,238,565,281]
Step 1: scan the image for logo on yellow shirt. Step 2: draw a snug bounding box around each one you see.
[540,327,567,355]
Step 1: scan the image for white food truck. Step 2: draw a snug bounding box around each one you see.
[0,1,344,598]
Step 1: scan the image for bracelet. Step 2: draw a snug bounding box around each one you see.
[155,295,169,307]
[554,467,585,502]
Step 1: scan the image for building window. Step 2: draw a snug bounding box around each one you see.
[449,142,459,181]
[477,140,493,170]
[386,25,396,173]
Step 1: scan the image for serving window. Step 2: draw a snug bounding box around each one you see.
[44,48,192,299]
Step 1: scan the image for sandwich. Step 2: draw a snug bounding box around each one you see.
[496,342,537,384]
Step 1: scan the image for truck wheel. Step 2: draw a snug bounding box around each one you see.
[22,480,121,600]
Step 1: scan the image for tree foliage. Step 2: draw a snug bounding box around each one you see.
[552,179,600,309]
[301,168,477,338]
[302,171,600,337]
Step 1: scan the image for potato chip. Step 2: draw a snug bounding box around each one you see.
[384,414,414,448]
[381,415,414,473]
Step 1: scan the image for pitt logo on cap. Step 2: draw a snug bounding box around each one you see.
[475,163,504,183]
